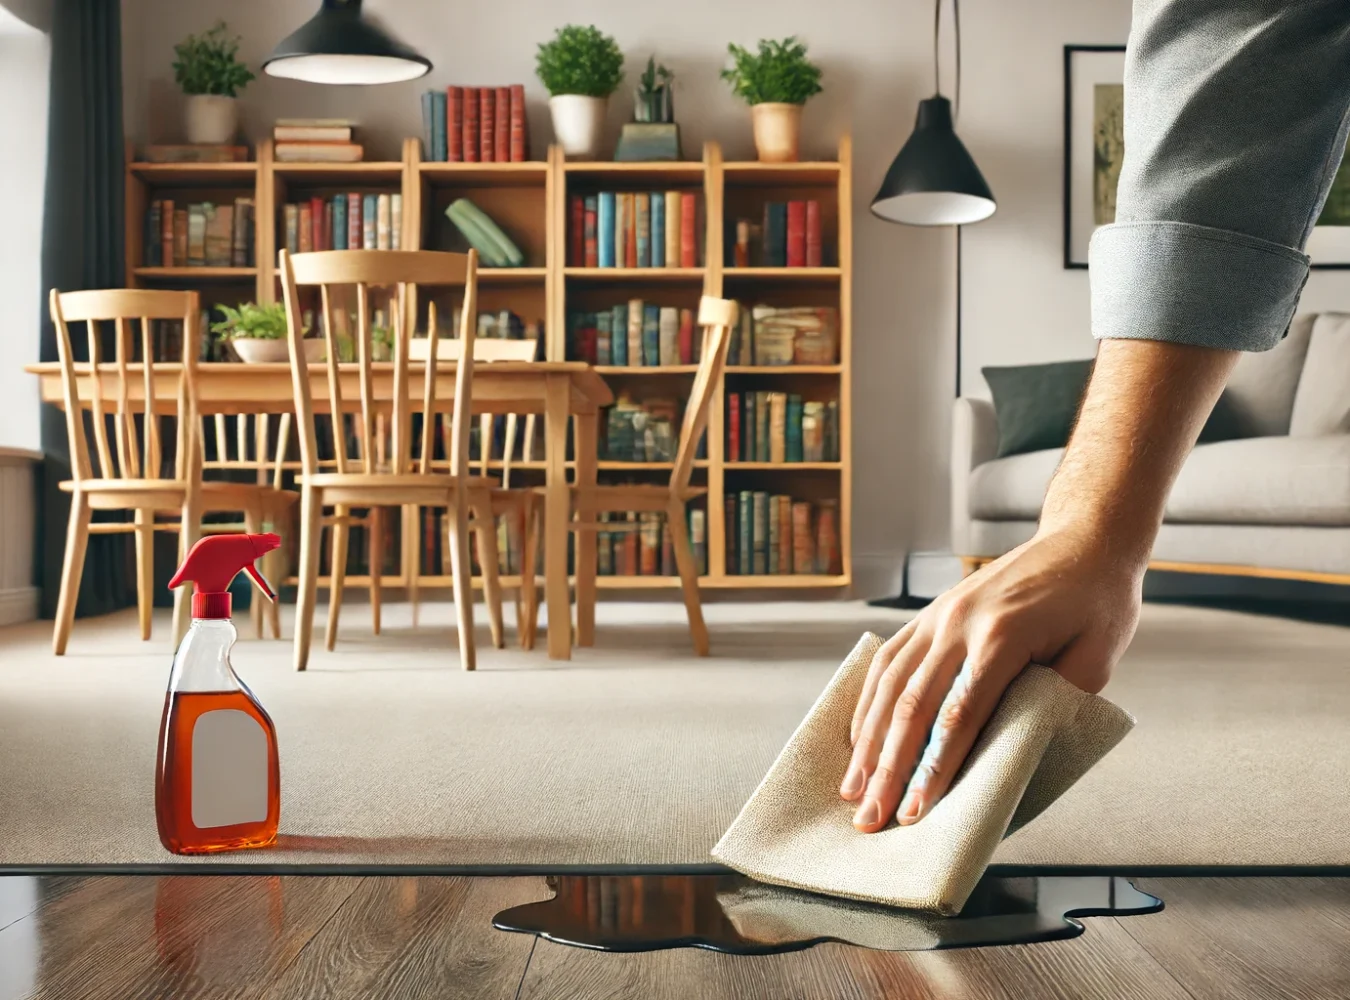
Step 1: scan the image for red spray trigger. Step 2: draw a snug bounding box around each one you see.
[168,533,281,620]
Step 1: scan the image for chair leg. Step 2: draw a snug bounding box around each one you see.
[446,498,476,671]
[173,492,202,646]
[473,499,505,650]
[368,506,383,636]
[668,502,709,657]
[574,503,597,649]
[406,504,421,630]
[325,504,350,652]
[293,485,323,671]
[134,508,154,642]
[525,497,543,649]
[244,505,265,640]
[52,492,92,656]
[517,498,538,651]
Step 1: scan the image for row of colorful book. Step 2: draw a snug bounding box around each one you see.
[143,199,254,268]
[569,191,700,268]
[421,86,529,163]
[272,118,364,163]
[282,194,403,254]
[730,304,839,366]
[594,510,709,577]
[726,493,841,576]
[728,393,840,464]
[569,301,701,367]
[729,200,827,267]
[606,398,674,464]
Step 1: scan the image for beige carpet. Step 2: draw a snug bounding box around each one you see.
[1,599,1347,867]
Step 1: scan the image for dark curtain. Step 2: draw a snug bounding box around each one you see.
[37,0,132,618]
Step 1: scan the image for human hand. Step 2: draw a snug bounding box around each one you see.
[839,524,1143,832]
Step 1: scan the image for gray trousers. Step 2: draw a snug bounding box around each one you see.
[1090,0,1350,351]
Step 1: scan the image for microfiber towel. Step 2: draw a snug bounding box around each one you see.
[711,632,1135,915]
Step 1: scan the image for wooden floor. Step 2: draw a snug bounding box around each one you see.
[1,875,1348,999]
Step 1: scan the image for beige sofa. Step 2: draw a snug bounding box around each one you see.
[952,313,1350,584]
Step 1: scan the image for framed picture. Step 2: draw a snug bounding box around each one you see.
[1307,150,1350,267]
[1063,45,1126,269]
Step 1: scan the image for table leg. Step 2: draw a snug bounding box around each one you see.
[544,378,572,660]
[573,410,598,647]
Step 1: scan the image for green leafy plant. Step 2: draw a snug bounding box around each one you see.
[721,37,823,106]
[634,56,674,123]
[535,24,624,98]
[211,302,289,340]
[173,21,255,98]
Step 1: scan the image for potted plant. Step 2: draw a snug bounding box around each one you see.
[211,302,321,364]
[536,24,624,159]
[173,21,255,145]
[721,37,823,163]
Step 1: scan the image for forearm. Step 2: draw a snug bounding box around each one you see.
[1040,338,1238,570]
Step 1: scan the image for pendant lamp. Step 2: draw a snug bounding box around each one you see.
[263,0,432,86]
[871,0,994,225]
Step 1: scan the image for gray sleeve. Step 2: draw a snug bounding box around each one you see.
[1090,0,1350,352]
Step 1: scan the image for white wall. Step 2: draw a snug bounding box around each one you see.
[0,6,48,453]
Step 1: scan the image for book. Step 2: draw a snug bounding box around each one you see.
[661,517,675,576]
[726,495,737,574]
[635,193,650,268]
[826,400,841,461]
[737,308,754,365]
[610,303,628,365]
[738,492,752,576]
[778,496,793,575]
[755,392,770,462]
[677,308,694,365]
[447,86,464,162]
[768,495,780,574]
[627,299,643,368]
[363,195,377,249]
[769,392,786,464]
[786,394,804,462]
[680,194,697,267]
[658,307,679,366]
[144,144,248,163]
[614,193,628,268]
[583,196,598,267]
[664,191,681,268]
[495,86,511,162]
[462,86,479,162]
[642,304,660,366]
[624,193,638,268]
[377,193,391,250]
[597,192,616,268]
[298,203,313,252]
[805,200,822,266]
[816,500,840,575]
[479,87,495,162]
[284,204,299,254]
[509,84,527,162]
[310,196,323,250]
[144,201,162,267]
[204,202,233,266]
[651,191,665,268]
[331,194,347,250]
[186,204,207,265]
[752,491,768,575]
[742,391,755,462]
[596,311,612,365]
[727,392,741,462]
[160,199,175,267]
[792,502,813,573]
[274,121,353,143]
[735,219,751,267]
[787,200,807,267]
[763,202,787,266]
[391,194,402,250]
[569,195,584,266]
[347,191,363,251]
[802,401,824,461]
[690,509,707,576]
[274,142,364,162]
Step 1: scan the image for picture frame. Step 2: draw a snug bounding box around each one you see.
[1063,45,1126,269]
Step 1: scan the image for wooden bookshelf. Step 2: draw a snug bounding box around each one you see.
[125,134,852,594]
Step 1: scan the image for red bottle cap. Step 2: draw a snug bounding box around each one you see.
[168,533,281,620]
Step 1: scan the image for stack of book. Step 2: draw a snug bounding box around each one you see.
[421,85,529,163]
[729,200,824,267]
[729,304,839,366]
[143,144,249,163]
[603,396,686,463]
[569,191,699,268]
[596,509,707,577]
[569,301,699,366]
[727,393,840,464]
[272,119,363,163]
[143,199,254,268]
[283,193,402,252]
[725,493,840,576]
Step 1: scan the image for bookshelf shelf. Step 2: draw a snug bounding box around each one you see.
[133,266,258,280]
[723,266,842,281]
[722,162,841,186]
[272,161,405,182]
[419,161,549,187]
[596,460,708,470]
[564,267,705,282]
[706,574,849,589]
[725,365,843,374]
[479,267,548,282]
[727,462,842,471]
[129,162,257,185]
[564,161,706,178]
[595,365,699,375]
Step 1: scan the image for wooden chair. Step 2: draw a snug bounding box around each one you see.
[48,288,292,653]
[568,296,737,656]
[280,248,509,671]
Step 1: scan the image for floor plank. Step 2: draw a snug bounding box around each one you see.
[1123,877,1350,1000]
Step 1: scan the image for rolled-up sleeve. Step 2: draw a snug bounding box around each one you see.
[1091,0,1350,352]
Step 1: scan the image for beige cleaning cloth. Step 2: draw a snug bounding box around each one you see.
[711,632,1135,915]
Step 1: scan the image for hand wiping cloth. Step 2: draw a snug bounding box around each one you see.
[711,632,1135,915]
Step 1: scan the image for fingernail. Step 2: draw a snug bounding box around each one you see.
[839,764,865,799]
[853,799,882,828]
[898,788,923,825]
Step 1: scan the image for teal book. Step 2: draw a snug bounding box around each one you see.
[768,497,780,575]
[786,394,804,462]
[333,194,347,249]
[738,491,753,576]
[752,491,769,575]
[431,90,447,162]
[826,400,840,461]
[363,195,377,249]
[651,192,665,267]
[610,303,628,365]
[642,304,660,366]
[598,192,617,267]
[421,91,436,161]
[596,311,612,366]
[635,193,651,268]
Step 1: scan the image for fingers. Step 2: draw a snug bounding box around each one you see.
[851,640,967,832]
[839,625,930,802]
[851,620,918,745]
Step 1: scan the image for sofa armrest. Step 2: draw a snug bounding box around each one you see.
[951,397,999,556]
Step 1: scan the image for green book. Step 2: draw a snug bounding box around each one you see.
[738,491,753,576]
[752,491,769,575]
[756,392,770,462]
[610,303,629,366]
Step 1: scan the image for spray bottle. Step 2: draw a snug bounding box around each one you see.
[157,533,282,855]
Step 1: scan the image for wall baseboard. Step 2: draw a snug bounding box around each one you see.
[0,586,39,627]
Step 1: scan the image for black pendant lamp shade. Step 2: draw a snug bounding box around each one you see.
[263,0,431,86]
[870,96,995,225]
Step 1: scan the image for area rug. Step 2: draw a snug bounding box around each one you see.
[1,600,1347,868]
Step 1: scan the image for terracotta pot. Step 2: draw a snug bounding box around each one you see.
[185,94,239,145]
[751,103,803,163]
[230,338,323,364]
[549,94,608,159]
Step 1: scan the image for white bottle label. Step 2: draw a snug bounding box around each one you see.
[191,709,268,829]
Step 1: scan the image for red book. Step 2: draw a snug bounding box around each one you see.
[583,198,598,267]
[479,88,495,162]
[805,200,822,266]
[447,87,463,162]
[323,201,334,251]
[728,392,741,463]
[680,194,697,267]
[509,84,527,161]
[677,307,694,364]
[310,196,324,252]
[569,195,584,266]
[159,198,174,267]
[462,86,479,162]
[786,200,807,267]
[623,529,638,576]
[494,86,511,162]
[625,200,637,268]
[347,191,363,250]
[577,323,597,365]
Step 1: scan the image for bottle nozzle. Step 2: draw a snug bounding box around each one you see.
[169,533,282,620]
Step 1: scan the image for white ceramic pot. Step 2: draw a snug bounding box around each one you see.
[185,94,239,145]
[751,102,803,163]
[231,338,324,364]
[549,94,608,159]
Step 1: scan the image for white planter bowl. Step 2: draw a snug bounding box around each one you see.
[185,94,239,145]
[549,94,608,159]
[231,338,324,364]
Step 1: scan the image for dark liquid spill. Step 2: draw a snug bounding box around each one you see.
[493,873,1162,954]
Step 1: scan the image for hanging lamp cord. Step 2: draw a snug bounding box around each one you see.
[934,0,962,119]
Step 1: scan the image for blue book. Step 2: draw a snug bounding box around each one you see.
[363,195,377,249]
[333,194,347,249]
[635,193,650,268]
[421,91,435,161]
[642,304,660,366]
[610,304,628,365]
[597,192,616,267]
[785,393,803,462]
[431,90,447,162]
[650,192,665,268]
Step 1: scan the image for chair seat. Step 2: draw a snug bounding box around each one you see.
[300,472,500,507]
[300,472,499,489]
[62,478,294,513]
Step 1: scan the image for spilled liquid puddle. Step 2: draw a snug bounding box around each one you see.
[493,873,1162,954]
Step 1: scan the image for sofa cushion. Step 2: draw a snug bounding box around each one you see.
[969,448,1063,520]
[1165,435,1350,525]
[1222,312,1314,436]
[982,361,1094,458]
[1290,313,1350,435]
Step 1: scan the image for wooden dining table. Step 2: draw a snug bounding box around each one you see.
[28,360,614,661]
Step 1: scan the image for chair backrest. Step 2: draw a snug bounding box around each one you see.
[410,335,539,363]
[49,287,200,484]
[202,412,292,490]
[279,248,479,483]
[670,297,738,494]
